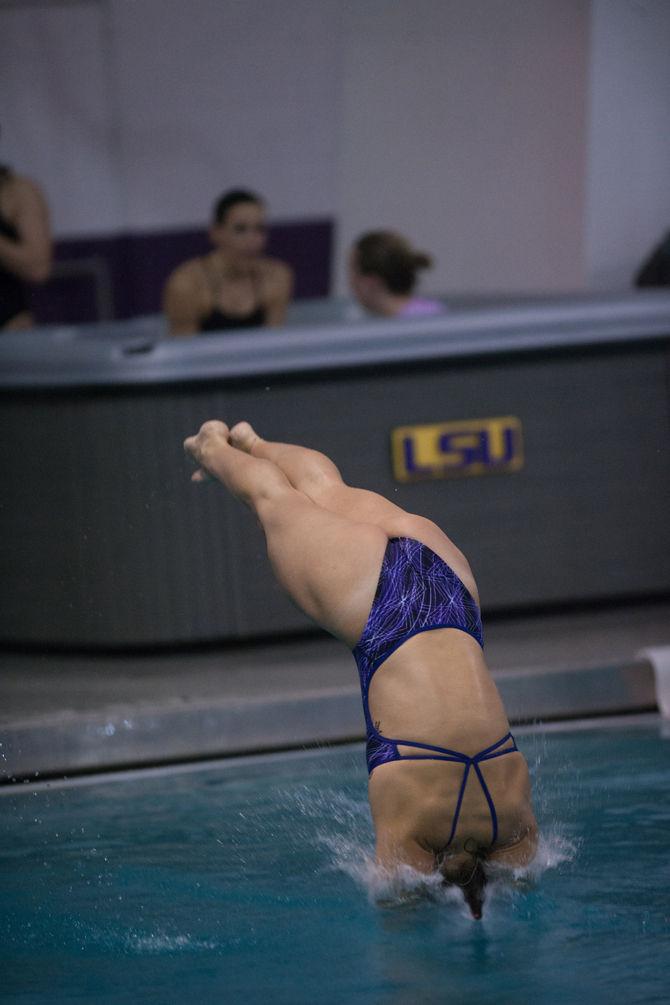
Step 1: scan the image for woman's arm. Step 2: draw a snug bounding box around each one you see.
[0,176,52,283]
[263,260,294,326]
[163,264,202,336]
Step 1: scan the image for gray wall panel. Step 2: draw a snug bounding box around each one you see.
[221,347,670,613]
[2,338,669,647]
[3,390,240,644]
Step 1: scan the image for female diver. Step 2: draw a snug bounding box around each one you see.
[183,420,538,918]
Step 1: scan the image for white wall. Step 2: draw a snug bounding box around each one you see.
[2,0,344,234]
[2,2,124,234]
[108,0,344,229]
[585,0,670,288]
[336,0,589,294]
[4,1,668,295]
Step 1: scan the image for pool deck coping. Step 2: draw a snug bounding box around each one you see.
[0,711,663,796]
[1,600,668,783]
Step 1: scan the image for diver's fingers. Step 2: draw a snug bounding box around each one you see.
[191,468,211,483]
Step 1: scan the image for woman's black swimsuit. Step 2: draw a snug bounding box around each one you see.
[199,304,266,331]
[0,170,28,328]
[199,261,266,331]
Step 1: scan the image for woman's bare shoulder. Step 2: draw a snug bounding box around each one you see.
[165,256,206,291]
[259,257,294,287]
[1,173,48,214]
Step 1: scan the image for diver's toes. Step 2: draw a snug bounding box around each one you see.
[229,421,260,453]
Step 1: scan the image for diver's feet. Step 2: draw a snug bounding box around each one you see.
[184,419,231,482]
[229,421,261,454]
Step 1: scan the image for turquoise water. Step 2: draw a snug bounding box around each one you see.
[1,721,669,1004]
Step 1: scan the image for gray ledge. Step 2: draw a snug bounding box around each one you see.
[0,659,658,783]
[1,292,670,389]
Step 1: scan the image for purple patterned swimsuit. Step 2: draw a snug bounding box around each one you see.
[352,537,517,846]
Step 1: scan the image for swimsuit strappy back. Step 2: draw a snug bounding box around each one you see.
[352,537,518,847]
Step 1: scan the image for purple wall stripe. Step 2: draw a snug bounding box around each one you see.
[30,218,334,324]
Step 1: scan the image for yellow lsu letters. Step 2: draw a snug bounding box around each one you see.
[391,416,524,483]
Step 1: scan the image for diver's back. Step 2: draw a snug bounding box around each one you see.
[366,628,509,753]
[366,628,535,853]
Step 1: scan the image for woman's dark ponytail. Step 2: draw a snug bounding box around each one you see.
[354,231,434,294]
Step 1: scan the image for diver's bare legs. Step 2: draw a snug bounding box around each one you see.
[229,421,342,493]
[184,421,387,644]
[228,421,478,598]
[229,421,409,528]
[187,421,292,504]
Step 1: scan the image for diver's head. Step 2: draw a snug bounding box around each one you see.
[439,848,488,920]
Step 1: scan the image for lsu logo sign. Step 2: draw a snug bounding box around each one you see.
[391,416,523,482]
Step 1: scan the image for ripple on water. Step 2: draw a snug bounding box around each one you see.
[124,931,218,954]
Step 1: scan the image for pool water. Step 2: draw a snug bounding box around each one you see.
[1,721,669,1004]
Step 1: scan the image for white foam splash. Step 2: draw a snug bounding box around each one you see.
[287,782,577,910]
[321,821,576,909]
[320,834,450,907]
[490,829,577,882]
[525,830,577,876]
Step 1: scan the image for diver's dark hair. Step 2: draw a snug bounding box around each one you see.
[212,189,264,225]
[442,854,488,920]
[354,230,433,295]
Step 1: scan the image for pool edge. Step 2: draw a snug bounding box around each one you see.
[0,657,660,785]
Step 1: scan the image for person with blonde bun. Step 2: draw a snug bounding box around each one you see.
[349,230,445,319]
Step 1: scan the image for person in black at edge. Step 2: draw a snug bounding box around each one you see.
[0,151,52,330]
[163,189,293,336]
[635,230,670,288]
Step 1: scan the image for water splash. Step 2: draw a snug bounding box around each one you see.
[516,830,577,879]
[320,833,449,906]
[288,782,576,906]
[323,827,576,917]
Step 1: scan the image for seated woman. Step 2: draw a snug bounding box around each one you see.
[184,420,538,919]
[0,164,52,331]
[163,189,294,335]
[349,230,446,319]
